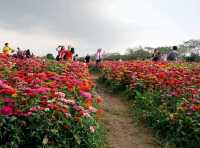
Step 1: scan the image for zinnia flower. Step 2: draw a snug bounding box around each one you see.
[0,88,16,95]
[79,91,92,101]
[89,126,96,133]
[4,98,15,103]
[55,92,65,98]
[0,106,13,116]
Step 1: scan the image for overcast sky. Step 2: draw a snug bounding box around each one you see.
[0,0,200,56]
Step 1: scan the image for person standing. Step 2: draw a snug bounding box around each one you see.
[152,48,161,61]
[25,49,31,58]
[85,54,91,64]
[56,46,67,61]
[73,54,78,61]
[17,47,24,59]
[2,43,14,56]
[167,46,179,61]
[65,47,75,61]
[96,48,103,66]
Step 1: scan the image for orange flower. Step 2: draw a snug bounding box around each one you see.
[78,82,91,91]
[96,109,104,119]
[84,100,92,108]
[74,117,81,123]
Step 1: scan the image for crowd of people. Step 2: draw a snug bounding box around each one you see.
[152,46,179,62]
[1,43,34,59]
[0,42,105,66]
[1,42,179,66]
[55,44,104,66]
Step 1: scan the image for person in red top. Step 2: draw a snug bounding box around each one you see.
[65,47,74,61]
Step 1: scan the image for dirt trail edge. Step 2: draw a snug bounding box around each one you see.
[93,75,160,148]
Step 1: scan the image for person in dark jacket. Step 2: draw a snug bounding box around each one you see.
[85,54,91,64]
[25,49,31,58]
[167,46,179,61]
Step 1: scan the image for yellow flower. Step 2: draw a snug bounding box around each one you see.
[12,93,18,97]
[169,113,178,121]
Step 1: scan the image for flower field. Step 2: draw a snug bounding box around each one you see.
[99,61,200,147]
[0,54,103,147]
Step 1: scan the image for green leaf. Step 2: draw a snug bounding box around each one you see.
[74,134,81,145]
[9,116,17,122]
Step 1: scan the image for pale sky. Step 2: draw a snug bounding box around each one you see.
[0,0,200,56]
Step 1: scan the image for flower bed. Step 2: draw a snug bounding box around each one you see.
[0,54,103,147]
[100,61,200,147]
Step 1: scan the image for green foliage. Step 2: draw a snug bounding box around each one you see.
[0,113,103,148]
[98,78,200,148]
[184,53,200,62]
[127,49,152,60]
[46,53,55,60]
[158,47,172,54]
[104,49,152,61]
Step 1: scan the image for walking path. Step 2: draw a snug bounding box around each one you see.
[93,75,160,148]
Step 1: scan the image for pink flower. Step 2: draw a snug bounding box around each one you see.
[0,80,12,89]
[0,80,4,85]
[34,87,50,94]
[23,112,32,117]
[72,79,81,85]
[29,106,44,112]
[89,106,97,113]
[25,87,50,95]
[79,91,92,101]
[55,92,65,98]
[0,106,13,116]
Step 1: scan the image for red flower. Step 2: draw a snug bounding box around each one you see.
[67,83,73,92]
[0,88,16,95]
[4,98,15,103]
[96,97,104,104]
[14,109,23,116]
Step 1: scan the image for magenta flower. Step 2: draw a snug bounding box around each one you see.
[34,87,50,94]
[0,106,13,116]
[79,91,92,101]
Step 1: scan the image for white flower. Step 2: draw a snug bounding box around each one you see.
[42,135,48,145]
[65,113,72,118]
[89,106,97,113]
[89,126,96,133]
[45,108,50,111]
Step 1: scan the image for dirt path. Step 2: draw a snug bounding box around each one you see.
[93,75,160,148]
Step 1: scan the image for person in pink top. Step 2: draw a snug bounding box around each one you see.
[96,48,104,66]
[56,46,67,61]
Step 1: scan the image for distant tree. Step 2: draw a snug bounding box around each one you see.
[46,53,54,60]
[131,49,152,60]
[179,39,200,55]
[126,48,135,55]
[184,39,200,48]
[158,47,172,54]
[104,53,121,60]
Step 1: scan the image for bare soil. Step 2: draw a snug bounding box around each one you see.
[93,75,160,148]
